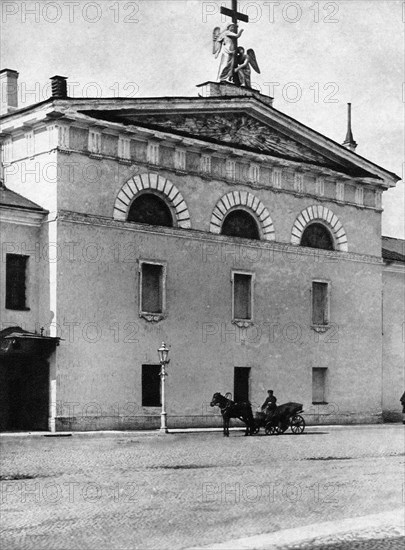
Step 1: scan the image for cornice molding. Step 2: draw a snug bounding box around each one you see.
[0,206,46,226]
[53,146,385,212]
[57,209,383,266]
[383,262,405,273]
[1,141,385,214]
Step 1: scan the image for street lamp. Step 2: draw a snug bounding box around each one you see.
[158,342,170,433]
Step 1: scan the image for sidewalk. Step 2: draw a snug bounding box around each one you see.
[187,509,405,549]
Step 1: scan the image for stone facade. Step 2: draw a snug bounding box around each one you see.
[0,81,403,431]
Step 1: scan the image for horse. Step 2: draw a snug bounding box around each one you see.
[210,392,255,437]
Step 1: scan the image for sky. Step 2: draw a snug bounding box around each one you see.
[1,0,404,237]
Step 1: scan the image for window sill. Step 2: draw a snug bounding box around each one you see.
[5,307,30,312]
[311,325,330,333]
[232,319,254,328]
[139,312,165,323]
[312,402,329,405]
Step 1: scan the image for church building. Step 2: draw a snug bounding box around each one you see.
[0,65,403,432]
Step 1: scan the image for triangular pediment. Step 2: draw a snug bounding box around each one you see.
[88,110,334,166]
[72,94,398,186]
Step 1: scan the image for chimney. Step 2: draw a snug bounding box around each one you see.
[342,102,357,152]
[0,69,19,115]
[50,75,68,99]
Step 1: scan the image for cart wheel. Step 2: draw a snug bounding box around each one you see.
[290,414,305,434]
[265,423,277,435]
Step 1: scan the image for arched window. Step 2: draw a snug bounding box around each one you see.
[127,193,173,227]
[300,223,334,250]
[221,210,260,240]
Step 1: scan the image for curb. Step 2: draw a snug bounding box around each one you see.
[186,508,405,549]
[0,423,403,438]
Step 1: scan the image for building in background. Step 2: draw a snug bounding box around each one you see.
[0,69,403,431]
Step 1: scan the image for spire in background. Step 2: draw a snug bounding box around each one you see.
[343,102,357,152]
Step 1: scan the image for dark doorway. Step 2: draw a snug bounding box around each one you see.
[1,358,49,431]
[234,367,250,403]
[142,364,161,407]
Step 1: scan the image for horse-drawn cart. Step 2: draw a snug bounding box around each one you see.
[254,402,305,435]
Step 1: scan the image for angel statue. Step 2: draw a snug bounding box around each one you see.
[213,24,244,83]
[234,46,260,88]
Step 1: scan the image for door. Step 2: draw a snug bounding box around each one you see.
[234,367,250,403]
[2,358,49,431]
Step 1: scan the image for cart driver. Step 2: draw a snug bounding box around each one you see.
[261,390,277,415]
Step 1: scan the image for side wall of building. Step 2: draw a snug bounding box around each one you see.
[382,264,405,421]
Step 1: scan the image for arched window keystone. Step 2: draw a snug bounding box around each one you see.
[210,191,275,241]
[113,173,191,229]
[291,206,348,252]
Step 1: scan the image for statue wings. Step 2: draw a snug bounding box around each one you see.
[247,49,260,74]
[213,27,222,55]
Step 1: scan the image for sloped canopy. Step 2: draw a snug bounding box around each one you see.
[0,327,60,358]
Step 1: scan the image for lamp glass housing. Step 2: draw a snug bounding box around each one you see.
[158,342,169,363]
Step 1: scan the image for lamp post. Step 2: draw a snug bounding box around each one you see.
[158,342,170,434]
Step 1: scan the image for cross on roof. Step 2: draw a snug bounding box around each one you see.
[220,0,249,25]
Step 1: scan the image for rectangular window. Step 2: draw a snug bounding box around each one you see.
[88,129,101,154]
[232,272,253,320]
[3,138,12,163]
[58,125,70,149]
[249,163,260,183]
[312,281,329,326]
[226,159,236,181]
[355,186,364,206]
[25,130,35,157]
[336,182,345,201]
[118,135,130,159]
[272,167,282,189]
[174,148,186,170]
[316,176,325,196]
[147,141,160,165]
[294,172,304,193]
[375,190,382,209]
[140,262,165,315]
[200,154,212,174]
[142,365,161,407]
[6,254,29,310]
[312,368,327,403]
[234,367,250,403]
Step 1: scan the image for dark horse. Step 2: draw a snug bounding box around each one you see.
[210,393,255,437]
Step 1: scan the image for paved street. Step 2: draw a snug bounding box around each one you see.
[0,425,404,549]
